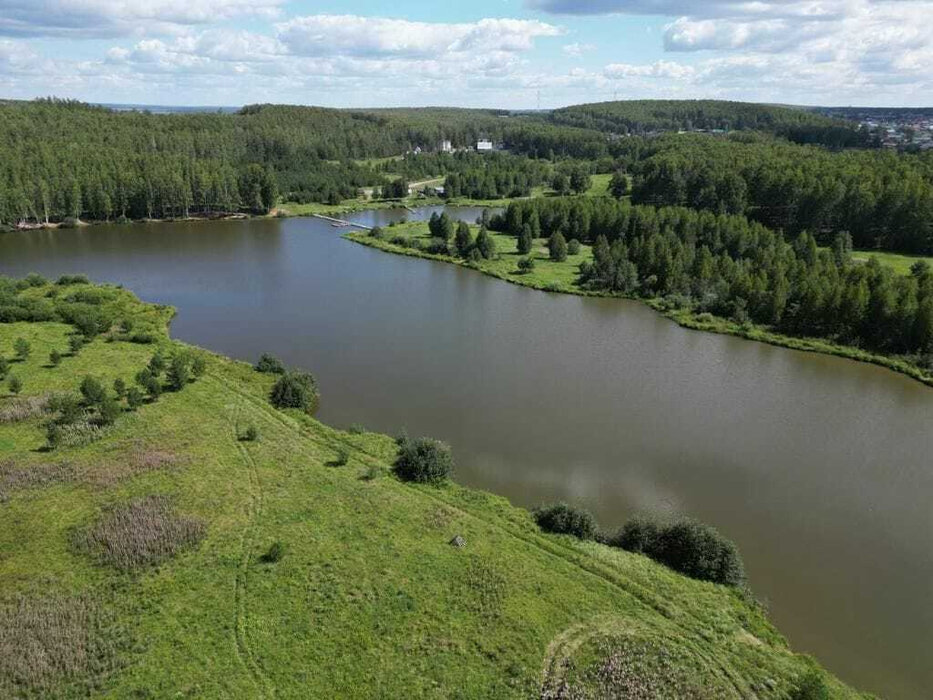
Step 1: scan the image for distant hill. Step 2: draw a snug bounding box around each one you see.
[549,99,871,148]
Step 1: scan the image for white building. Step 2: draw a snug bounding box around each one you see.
[476,139,493,152]
[439,139,453,153]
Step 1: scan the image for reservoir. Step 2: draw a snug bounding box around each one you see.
[1,208,930,698]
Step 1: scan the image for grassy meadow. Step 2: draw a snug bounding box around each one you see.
[0,279,866,698]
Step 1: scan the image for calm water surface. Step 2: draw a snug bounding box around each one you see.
[1,208,930,698]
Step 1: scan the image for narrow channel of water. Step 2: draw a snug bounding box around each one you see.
[0,208,930,698]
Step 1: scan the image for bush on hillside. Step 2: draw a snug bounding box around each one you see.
[394,436,453,485]
[611,517,745,587]
[533,502,598,540]
[255,353,286,374]
[269,371,318,412]
[790,668,830,700]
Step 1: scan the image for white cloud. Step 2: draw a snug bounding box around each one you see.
[604,59,695,80]
[275,15,561,58]
[0,0,285,38]
[563,42,596,57]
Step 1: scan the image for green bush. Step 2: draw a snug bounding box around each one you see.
[125,387,144,410]
[611,517,745,587]
[68,335,86,354]
[96,395,122,426]
[13,337,30,360]
[113,378,126,398]
[394,436,453,485]
[191,356,206,378]
[269,372,318,412]
[369,226,385,240]
[0,356,8,378]
[166,354,191,391]
[255,353,286,374]
[260,541,285,563]
[147,352,166,376]
[567,238,581,255]
[79,376,106,406]
[533,502,597,540]
[49,349,62,366]
[8,375,22,395]
[790,668,830,700]
[242,425,260,442]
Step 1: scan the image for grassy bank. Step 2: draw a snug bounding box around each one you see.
[0,279,863,698]
[347,223,933,389]
[852,249,933,276]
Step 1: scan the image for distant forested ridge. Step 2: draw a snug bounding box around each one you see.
[0,100,612,225]
[619,133,933,254]
[549,99,873,148]
[495,197,933,360]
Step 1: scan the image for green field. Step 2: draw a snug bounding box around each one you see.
[0,280,862,698]
[852,249,933,276]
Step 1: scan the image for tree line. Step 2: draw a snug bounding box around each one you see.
[621,133,933,254]
[494,197,933,361]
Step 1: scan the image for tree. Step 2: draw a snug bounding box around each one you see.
[548,231,568,262]
[454,221,473,257]
[475,226,496,260]
[49,349,62,366]
[113,378,127,398]
[79,376,106,406]
[517,256,536,274]
[0,357,8,378]
[832,231,853,267]
[517,224,533,255]
[609,171,629,199]
[269,371,318,412]
[8,375,22,395]
[148,352,166,376]
[551,172,570,195]
[13,337,30,360]
[126,387,145,410]
[428,211,453,241]
[394,436,453,484]
[569,167,591,194]
[166,354,191,391]
[97,394,122,426]
[69,335,85,354]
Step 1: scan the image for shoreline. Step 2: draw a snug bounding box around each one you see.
[346,231,933,390]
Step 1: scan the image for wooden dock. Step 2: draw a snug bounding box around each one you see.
[312,214,372,230]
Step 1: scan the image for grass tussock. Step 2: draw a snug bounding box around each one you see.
[0,460,77,503]
[0,592,126,697]
[75,495,206,571]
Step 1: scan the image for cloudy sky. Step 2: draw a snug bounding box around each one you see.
[1,0,930,108]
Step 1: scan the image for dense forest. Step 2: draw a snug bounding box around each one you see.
[548,99,873,148]
[0,100,614,224]
[494,197,933,361]
[619,133,933,254]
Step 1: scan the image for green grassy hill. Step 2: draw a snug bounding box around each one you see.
[0,279,863,698]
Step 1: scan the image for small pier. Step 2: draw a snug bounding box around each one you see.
[312,214,372,230]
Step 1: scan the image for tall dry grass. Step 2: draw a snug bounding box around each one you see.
[74,495,206,571]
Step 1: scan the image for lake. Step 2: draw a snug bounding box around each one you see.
[1,207,930,698]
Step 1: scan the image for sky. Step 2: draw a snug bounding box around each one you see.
[0,0,931,108]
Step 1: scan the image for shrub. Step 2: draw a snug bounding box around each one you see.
[790,668,830,700]
[607,516,661,554]
[96,395,122,426]
[7,375,22,395]
[125,387,144,410]
[113,378,126,398]
[135,369,162,400]
[390,235,408,246]
[394,436,453,485]
[241,425,260,442]
[260,541,285,563]
[191,356,206,378]
[255,353,286,374]
[348,423,366,435]
[425,237,450,255]
[0,357,8,378]
[518,256,535,275]
[269,371,318,412]
[68,335,86,354]
[369,226,384,240]
[331,447,350,466]
[612,517,745,587]
[48,350,62,367]
[165,354,191,391]
[13,338,30,360]
[56,273,90,285]
[533,502,597,540]
[567,239,581,255]
[79,376,106,406]
[147,352,166,376]
[475,226,496,260]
